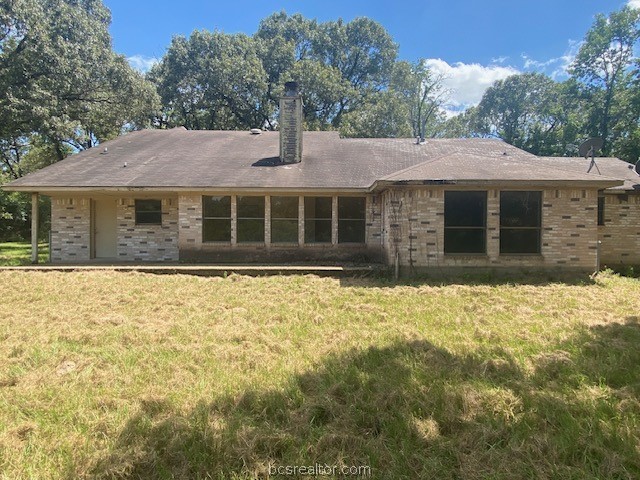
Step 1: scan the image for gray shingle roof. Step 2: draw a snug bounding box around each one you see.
[3,129,625,191]
[534,156,640,191]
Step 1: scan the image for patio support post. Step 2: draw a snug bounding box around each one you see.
[31,192,39,264]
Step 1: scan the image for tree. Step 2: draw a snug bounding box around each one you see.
[0,0,159,172]
[569,6,640,155]
[391,60,449,139]
[150,31,268,130]
[474,73,581,155]
[439,106,488,139]
[153,12,399,131]
[340,90,412,138]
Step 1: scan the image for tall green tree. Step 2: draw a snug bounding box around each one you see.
[474,73,582,155]
[0,0,159,175]
[149,31,267,130]
[391,60,448,139]
[569,6,640,156]
[153,12,398,131]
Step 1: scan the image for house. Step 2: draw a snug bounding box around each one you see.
[4,83,640,273]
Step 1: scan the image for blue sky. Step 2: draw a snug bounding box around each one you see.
[106,0,637,112]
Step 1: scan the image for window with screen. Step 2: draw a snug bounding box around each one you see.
[202,196,231,242]
[271,196,299,243]
[338,197,366,243]
[304,197,332,243]
[500,191,542,254]
[444,191,487,254]
[135,199,162,225]
[237,196,265,243]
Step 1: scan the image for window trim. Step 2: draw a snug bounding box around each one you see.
[202,195,232,243]
[499,190,542,256]
[134,199,163,226]
[444,191,487,255]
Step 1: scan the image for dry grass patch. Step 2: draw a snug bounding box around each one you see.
[0,271,639,479]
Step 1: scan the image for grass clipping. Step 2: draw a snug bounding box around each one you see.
[0,271,639,479]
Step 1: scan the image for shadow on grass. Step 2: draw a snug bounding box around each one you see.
[339,269,598,287]
[87,318,640,480]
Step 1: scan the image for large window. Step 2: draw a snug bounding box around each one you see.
[500,191,542,254]
[135,199,162,225]
[237,196,265,243]
[338,197,366,243]
[304,197,332,243]
[271,196,299,243]
[444,191,486,254]
[203,196,231,242]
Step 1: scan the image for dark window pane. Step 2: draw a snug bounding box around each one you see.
[339,220,366,243]
[203,219,231,242]
[338,197,365,220]
[135,200,162,225]
[237,196,265,218]
[444,191,486,254]
[500,191,541,227]
[271,196,298,219]
[305,197,332,219]
[305,219,332,243]
[237,219,264,243]
[598,196,605,226]
[500,229,540,254]
[338,197,365,243]
[444,191,486,227]
[203,196,231,218]
[271,219,298,243]
[444,228,486,254]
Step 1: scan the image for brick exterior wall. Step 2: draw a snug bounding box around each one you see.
[49,189,627,270]
[178,193,382,263]
[599,194,640,266]
[117,197,179,262]
[381,187,600,272]
[50,197,91,262]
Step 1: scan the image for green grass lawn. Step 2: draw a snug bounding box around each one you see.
[0,242,49,266]
[1,271,639,479]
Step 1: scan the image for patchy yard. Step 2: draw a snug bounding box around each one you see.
[0,271,639,479]
[0,242,48,266]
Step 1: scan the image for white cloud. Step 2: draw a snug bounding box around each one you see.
[521,40,581,80]
[490,56,509,64]
[423,58,519,113]
[628,0,640,9]
[127,55,160,73]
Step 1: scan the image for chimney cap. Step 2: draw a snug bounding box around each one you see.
[284,81,299,96]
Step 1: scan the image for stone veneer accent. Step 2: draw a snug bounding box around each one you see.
[117,197,179,261]
[50,196,91,262]
[382,187,600,271]
[599,193,640,266]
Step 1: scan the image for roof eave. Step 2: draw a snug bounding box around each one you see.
[370,178,624,191]
[2,185,372,194]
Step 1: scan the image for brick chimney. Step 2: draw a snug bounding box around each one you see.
[279,81,303,163]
